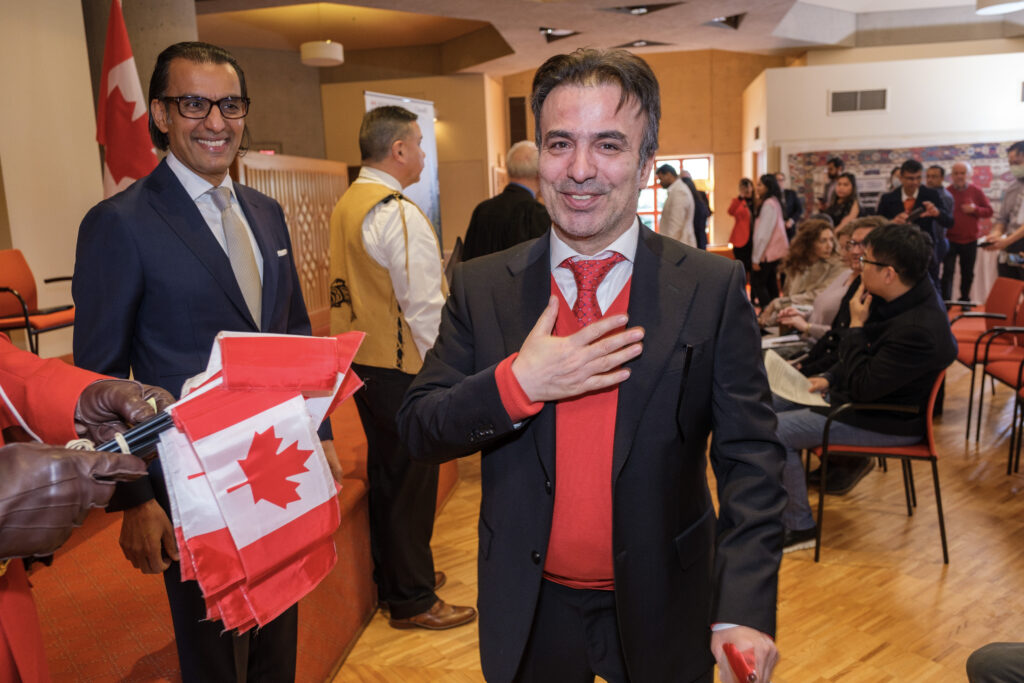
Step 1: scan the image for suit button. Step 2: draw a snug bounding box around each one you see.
[531,551,541,564]
[544,480,552,494]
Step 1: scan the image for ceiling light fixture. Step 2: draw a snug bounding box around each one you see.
[539,27,579,42]
[613,39,669,48]
[705,13,745,30]
[605,4,682,16]
[976,0,1024,14]
[301,40,344,67]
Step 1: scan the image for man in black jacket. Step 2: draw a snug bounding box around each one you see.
[877,159,953,284]
[774,223,957,552]
[776,171,804,240]
[462,140,550,260]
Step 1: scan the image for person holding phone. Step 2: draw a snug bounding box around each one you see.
[877,159,953,285]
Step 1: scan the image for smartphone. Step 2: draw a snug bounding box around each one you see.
[906,205,925,221]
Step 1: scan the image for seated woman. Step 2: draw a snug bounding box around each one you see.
[758,218,844,326]
[778,216,889,341]
[824,172,860,230]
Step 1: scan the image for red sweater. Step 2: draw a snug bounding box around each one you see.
[495,276,631,590]
[947,183,993,244]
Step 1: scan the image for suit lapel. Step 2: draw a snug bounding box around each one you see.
[495,237,557,480]
[235,186,279,332]
[612,230,696,482]
[145,161,257,328]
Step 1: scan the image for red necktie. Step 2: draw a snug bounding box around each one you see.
[903,197,915,213]
[561,253,626,326]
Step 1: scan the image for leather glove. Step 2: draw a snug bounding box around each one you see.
[0,442,146,559]
[74,379,174,444]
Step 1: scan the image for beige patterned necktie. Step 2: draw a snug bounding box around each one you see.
[209,186,262,327]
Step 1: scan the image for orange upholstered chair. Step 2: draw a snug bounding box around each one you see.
[0,249,75,353]
[811,371,949,564]
[949,277,1024,439]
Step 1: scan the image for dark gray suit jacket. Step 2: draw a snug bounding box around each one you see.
[399,227,786,682]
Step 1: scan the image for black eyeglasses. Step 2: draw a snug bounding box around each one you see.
[845,239,863,250]
[161,96,250,120]
[859,255,894,270]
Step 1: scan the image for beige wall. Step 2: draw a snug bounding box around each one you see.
[2,0,105,356]
[483,74,507,193]
[320,74,496,251]
[503,49,786,244]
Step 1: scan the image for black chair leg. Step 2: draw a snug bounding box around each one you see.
[900,460,913,516]
[907,460,917,508]
[931,459,949,564]
[966,364,977,440]
[975,370,987,442]
[1011,396,1020,476]
[815,454,827,563]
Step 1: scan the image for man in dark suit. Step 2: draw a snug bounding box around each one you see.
[72,42,336,682]
[462,140,550,260]
[398,48,786,683]
[877,158,953,283]
[776,171,804,240]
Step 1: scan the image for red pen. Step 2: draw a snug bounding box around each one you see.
[723,642,758,683]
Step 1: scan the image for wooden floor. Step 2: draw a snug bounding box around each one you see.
[332,363,1024,682]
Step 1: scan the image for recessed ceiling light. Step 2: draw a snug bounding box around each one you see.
[539,26,579,42]
[613,39,670,48]
[705,13,745,30]
[605,3,683,17]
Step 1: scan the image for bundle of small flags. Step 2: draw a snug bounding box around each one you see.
[158,331,363,632]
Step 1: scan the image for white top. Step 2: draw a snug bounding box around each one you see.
[165,152,264,281]
[356,166,445,360]
[659,178,696,247]
[549,220,639,312]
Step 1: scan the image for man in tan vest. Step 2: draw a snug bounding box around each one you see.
[328,105,475,630]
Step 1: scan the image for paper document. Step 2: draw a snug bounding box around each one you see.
[761,334,802,349]
[764,349,829,407]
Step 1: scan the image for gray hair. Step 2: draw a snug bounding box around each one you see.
[359,105,417,162]
[506,140,539,180]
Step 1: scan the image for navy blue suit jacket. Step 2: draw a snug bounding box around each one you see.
[73,158,321,509]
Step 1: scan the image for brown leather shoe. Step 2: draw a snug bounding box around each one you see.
[433,571,446,591]
[389,599,477,630]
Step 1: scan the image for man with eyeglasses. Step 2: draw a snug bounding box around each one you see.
[773,223,956,553]
[72,42,335,682]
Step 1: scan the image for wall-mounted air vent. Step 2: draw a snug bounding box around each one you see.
[829,89,886,114]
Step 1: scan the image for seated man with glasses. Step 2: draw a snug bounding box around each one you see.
[773,223,957,553]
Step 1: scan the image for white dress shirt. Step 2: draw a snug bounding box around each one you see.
[659,178,696,247]
[549,219,639,312]
[165,151,264,281]
[356,166,445,361]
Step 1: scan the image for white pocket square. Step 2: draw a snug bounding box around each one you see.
[277,248,288,257]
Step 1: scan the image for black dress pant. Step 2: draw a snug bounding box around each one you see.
[941,241,978,301]
[351,363,439,618]
[514,580,629,683]
[749,259,780,308]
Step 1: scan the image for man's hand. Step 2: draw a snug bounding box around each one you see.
[321,439,343,484]
[75,379,175,444]
[990,235,1016,252]
[711,626,778,683]
[119,499,179,574]
[0,443,146,559]
[921,200,939,218]
[511,296,644,403]
[752,262,761,272]
[848,282,872,327]
[808,375,830,395]
[892,211,909,225]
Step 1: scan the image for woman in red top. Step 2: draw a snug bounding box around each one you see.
[728,177,755,274]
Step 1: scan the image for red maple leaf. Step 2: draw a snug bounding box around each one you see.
[101,87,158,184]
[229,427,313,508]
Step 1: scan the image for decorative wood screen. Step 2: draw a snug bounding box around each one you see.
[233,154,349,336]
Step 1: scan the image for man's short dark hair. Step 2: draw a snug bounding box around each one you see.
[531,48,660,162]
[359,106,418,162]
[1008,140,1024,156]
[655,164,677,177]
[900,159,923,175]
[863,222,931,285]
[148,42,248,151]
[827,156,844,169]
[928,164,945,177]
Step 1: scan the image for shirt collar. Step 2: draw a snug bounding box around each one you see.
[549,218,639,271]
[902,188,918,202]
[508,181,535,198]
[358,166,403,192]
[166,151,236,201]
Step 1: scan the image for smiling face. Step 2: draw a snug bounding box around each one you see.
[900,169,922,197]
[151,58,244,186]
[538,84,653,255]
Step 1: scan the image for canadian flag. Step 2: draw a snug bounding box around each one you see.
[158,332,364,631]
[96,0,157,197]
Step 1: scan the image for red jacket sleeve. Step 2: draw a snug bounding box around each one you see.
[0,336,105,445]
